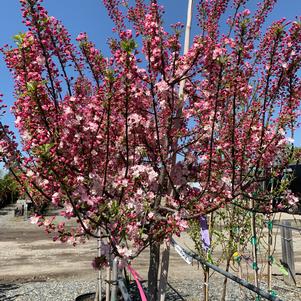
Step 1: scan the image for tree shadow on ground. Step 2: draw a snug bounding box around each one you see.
[0,283,21,301]
[128,281,188,301]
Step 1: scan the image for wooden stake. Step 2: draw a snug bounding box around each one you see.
[203,265,209,301]
[238,245,245,300]
[251,200,260,299]
[203,212,213,301]
[267,174,274,293]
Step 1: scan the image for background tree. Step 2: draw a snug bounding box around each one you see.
[0,172,19,207]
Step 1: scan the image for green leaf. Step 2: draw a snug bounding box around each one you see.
[105,69,115,83]
[278,264,288,276]
[207,251,214,264]
[26,81,38,92]
[33,143,54,160]
[120,39,137,54]
[13,32,26,47]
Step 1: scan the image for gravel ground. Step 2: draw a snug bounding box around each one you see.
[2,275,300,301]
[0,206,300,301]
[1,278,97,301]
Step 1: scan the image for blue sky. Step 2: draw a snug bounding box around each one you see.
[0,0,300,146]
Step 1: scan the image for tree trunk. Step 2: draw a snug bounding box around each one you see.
[220,256,231,301]
[148,241,160,301]
[158,242,170,301]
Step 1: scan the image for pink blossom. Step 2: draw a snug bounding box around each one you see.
[36,55,45,66]
[30,215,41,225]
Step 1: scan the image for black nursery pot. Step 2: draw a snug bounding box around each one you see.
[75,292,96,301]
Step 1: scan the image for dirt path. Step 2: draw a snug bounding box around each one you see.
[0,205,97,282]
[0,205,300,300]
[0,206,203,283]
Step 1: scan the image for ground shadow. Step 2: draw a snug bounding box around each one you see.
[127,281,188,301]
[0,283,21,301]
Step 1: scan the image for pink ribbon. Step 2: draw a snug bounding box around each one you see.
[127,264,148,301]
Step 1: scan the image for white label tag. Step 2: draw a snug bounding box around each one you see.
[173,241,193,264]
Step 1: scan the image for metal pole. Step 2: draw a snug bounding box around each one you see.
[178,0,194,99]
[106,263,111,301]
[96,227,102,301]
[110,258,118,301]
[171,239,283,301]
[118,278,132,301]
[267,216,272,292]
[273,222,301,233]
[23,202,28,221]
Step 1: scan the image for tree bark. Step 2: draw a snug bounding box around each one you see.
[148,241,161,301]
[220,256,231,301]
[158,242,170,301]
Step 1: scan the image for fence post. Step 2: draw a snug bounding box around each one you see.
[281,220,296,285]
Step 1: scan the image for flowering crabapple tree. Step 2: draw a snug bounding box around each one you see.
[0,0,300,299]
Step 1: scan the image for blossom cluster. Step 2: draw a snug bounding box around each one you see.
[0,0,300,264]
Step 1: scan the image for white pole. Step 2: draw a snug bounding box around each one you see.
[106,261,111,301]
[178,0,194,99]
[95,227,102,301]
[23,202,28,221]
[110,258,118,301]
[158,1,194,301]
